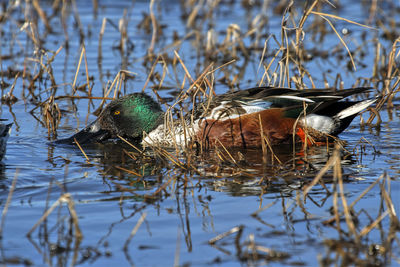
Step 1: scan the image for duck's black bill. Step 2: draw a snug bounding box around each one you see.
[54,121,111,145]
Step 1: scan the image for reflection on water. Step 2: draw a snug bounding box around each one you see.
[0,0,399,266]
[2,117,398,266]
[52,141,356,188]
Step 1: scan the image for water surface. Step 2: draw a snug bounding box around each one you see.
[0,1,399,266]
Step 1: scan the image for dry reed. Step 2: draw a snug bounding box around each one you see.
[0,0,398,265]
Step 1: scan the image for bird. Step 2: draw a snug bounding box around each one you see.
[0,122,12,161]
[55,87,377,149]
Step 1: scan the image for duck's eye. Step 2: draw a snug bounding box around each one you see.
[114,110,121,115]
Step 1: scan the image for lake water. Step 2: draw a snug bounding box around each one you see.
[0,0,399,266]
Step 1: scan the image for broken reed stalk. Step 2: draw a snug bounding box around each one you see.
[257,37,271,75]
[259,46,283,86]
[54,95,114,101]
[60,0,69,44]
[74,138,90,162]
[209,225,243,245]
[178,61,215,102]
[379,175,399,224]
[303,144,353,238]
[42,95,62,137]
[158,56,169,93]
[123,212,147,251]
[309,10,376,72]
[83,45,92,95]
[174,50,195,86]
[302,143,340,197]
[141,55,161,93]
[301,101,309,152]
[115,71,124,99]
[180,109,188,149]
[148,0,157,55]
[216,139,237,165]
[115,166,142,177]
[318,14,356,71]
[293,0,317,83]
[359,210,390,237]
[317,147,399,244]
[145,61,231,155]
[331,149,342,236]
[336,146,359,242]
[369,37,400,116]
[258,114,267,166]
[2,72,20,103]
[66,194,83,240]
[259,112,281,165]
[174,227,181,267]
[72,46,86,93]
[70,0,84,40]
[122,149,138,161]
[0,169,19,238]
[163,61,219,125]
[117,135,144,154]
[32,0,51,32]
[251,200,277,217]
[25,45,63,96]
[349,173,383,210]
[261,0,377,89]
[327,170,399,241]
[27,193,82,240]
[98,17,107,62]
[264,136,281,164]
[281,8,290,88]
[119,9,128,55]
[147,142,186,169]
[149,176,174,198]
[91,70,136,116]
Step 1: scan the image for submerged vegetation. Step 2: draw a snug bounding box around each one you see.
[0,0,399,266]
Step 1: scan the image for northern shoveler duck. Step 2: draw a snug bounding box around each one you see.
[0,122,12,161]
[56,87,377,148]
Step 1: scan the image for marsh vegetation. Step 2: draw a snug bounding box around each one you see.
[0,0,399,266]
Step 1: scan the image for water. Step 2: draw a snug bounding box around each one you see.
[0,1,399,266]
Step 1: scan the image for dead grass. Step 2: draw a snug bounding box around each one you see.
[0,0,399,266]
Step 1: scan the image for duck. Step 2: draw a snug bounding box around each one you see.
[55,87,377,149]
[0,122,12,161]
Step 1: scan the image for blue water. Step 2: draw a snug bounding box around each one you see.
[0,1,399,266]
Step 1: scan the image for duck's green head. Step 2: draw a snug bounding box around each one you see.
[56,93,163,144]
